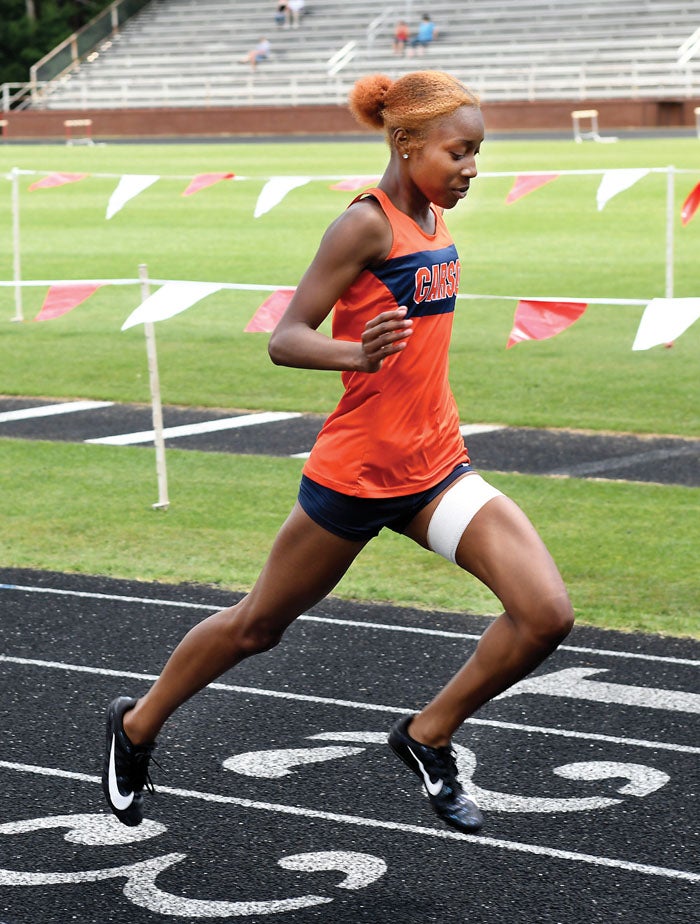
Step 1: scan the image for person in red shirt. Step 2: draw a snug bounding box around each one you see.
[393,19,410,54]
[102,71,574,835]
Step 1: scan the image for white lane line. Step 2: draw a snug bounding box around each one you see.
[291,424,505,459]
[500,667,700,714]
[0,760,697,883]
[2,654,698,755]
[460,424,505,436]
[84,411,302,446]
[1,582,697,668]
[549,445,697,478]
[0,401,114,423]
[301,614,700,667]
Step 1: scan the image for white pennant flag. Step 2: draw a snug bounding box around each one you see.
[596,169,649,211]
[106,174,160,219]
[632,298,700,350]
[254,176,311,218]
[121,281,224,330]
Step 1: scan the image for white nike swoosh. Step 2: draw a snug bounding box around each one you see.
[108,733,135,811]
[407,745,443,796]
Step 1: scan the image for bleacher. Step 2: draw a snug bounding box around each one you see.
[33,0,700,110]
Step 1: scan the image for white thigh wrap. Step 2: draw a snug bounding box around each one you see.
[427,474,504,564]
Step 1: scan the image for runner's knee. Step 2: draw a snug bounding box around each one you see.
[222,604,288,657]
[518,592,575,649]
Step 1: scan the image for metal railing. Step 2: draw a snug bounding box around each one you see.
[677,27,700,67]
[28,0,152,102]
[327,42,357,77]
[1,83,34,112]
[13,65,698,111]
[366,8,394,55]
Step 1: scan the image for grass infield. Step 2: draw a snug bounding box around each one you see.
[1,138,698,637]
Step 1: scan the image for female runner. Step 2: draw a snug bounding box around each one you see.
[103,71,574,834]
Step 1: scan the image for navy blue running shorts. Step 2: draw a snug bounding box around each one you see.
[298,462,473,542]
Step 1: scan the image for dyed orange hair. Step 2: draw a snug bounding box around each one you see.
[349,71,480,144]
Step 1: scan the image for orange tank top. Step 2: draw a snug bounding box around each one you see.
[302,188,468,497]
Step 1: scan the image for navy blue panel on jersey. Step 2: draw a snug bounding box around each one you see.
[371,245,460,318]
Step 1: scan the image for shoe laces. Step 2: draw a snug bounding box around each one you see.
[431,744,461,792]
[132,744,159,795]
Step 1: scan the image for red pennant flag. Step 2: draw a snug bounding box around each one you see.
[34,284,102,321]
[244,289,295,332]
[28,172,88,191]
[182,173,235,196]
[507,300,588,348]
[505,173,559,204]
[681,181,700,226]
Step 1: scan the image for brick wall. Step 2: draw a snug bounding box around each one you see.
[3,98,699,140]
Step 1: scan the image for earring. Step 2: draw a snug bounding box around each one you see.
[402,153,409,160]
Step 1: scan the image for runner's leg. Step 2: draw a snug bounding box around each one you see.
[404,483,574,746]
[124,502,367,744]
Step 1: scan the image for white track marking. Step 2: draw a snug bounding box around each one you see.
[84,411,301,445]
[289,424,504,459]
[459,424,505,436]
[0,760,696,884]
[1,583,697,668]
[0,401,113,423]
[549,445,697,477]
[500,667,700,713]
[300,615,700,666]
[1,654,698,755]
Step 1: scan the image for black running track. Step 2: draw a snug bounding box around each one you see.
[0,396,699,485]
[1,398,699,922]
[0,567,698,924]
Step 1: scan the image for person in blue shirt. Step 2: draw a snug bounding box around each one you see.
[407,14,437,56]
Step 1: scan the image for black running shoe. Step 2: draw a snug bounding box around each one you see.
[388,714,483,833]
[102,696,156,826]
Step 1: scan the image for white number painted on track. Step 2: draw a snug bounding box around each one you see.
[224,730,670,813]
[0,813,386,916]
[498,667,700,714]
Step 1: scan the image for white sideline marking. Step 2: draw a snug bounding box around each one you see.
[500,667,700,714]
[460,424,505,436]
[0,760,697,883]
[292,424,505,458]
[84,411,301,446]
[0,401,113,423]
[1,582,697,668]
[1,653,698,755]
[550,445,697,478]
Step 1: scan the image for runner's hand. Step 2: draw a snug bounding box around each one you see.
[360,307,413,372]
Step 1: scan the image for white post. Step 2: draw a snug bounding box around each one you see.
[10,167,23,322]
[665,165,675,299]
[139,263,170,510]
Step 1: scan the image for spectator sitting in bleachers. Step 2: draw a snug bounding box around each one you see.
[274,2,288,28]
[393,19,410,55]
[407,14,437,56]
[240,37,272,71]
[287,0,305,29]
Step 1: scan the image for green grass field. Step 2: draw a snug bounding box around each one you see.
[1,137,698,637]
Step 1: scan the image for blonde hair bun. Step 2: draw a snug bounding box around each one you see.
[348,74,393,130]
[348,71,480,139]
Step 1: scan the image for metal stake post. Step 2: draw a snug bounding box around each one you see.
[139,263,169,510]
[10,167,23,321]
[665,165,675,298]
